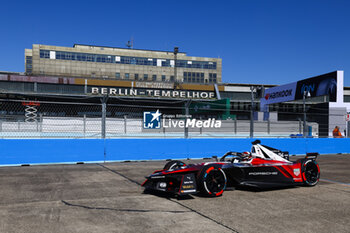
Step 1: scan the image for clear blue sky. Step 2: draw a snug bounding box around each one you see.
[1,0,350,86]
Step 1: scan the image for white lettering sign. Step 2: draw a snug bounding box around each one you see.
[90,87,215,99]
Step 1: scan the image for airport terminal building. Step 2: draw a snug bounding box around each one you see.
[25,44,222,83]
[1,44,350,137]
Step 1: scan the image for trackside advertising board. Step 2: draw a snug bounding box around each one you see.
[260,71,338,109]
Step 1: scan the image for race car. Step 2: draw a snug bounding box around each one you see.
[141,140,320,197]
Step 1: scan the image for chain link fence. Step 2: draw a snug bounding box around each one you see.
[0,98,347,138]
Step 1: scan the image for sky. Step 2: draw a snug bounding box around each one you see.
[1,0,350,86]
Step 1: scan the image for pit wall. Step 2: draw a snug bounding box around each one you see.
[0,138,349,166]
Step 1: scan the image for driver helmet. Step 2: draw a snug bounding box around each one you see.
[242,151,251,159]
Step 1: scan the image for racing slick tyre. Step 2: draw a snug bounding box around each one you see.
[197,165,227,197]
[302,160,320,186]
[163,160,186,171]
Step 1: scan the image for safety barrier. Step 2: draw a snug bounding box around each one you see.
[0,138,349,166]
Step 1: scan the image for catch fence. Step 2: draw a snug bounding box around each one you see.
[0,98,345,139]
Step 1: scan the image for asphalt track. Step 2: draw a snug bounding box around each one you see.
[0,154,349,233]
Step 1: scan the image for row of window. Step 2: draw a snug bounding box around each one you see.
[184,72,217,83]
[183,72,204,83]
[114,72,218,83]
[40,50,217,69]
[25,56,33,73]
[115,73,175,82]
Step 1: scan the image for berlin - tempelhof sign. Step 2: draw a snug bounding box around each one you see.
[91,87,215,99]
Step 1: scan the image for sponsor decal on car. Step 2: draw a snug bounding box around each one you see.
[248,172,278,176]
[293,168,301,176]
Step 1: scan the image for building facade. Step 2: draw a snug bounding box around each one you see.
[25,44,222,84]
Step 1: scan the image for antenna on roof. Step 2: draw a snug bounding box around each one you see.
[126,37,134,49]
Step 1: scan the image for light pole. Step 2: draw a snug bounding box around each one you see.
[303,91,310,137]
[249,86,265,138]
[173,47,178,83]
[250,86,255,138]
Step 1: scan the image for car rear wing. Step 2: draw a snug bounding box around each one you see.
[305,152,319,160]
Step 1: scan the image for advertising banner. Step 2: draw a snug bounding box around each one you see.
[260,71,338,108]
[261,82,297,106]
[294,71,337,102]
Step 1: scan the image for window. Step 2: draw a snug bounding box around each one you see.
[115,73,121,79]
[183,72,188,82]
[152,75,157,81]
[87,55,94,62]
[170,76,174,82]
[162,75,166,81]
[26,56,32,64]
[135,74,139,80]
[144,74,148,81]
[125,73,130,79]
[209,73,217,83]
[162,60,170,67]
[40,50,50,58]
[26,56,33,74]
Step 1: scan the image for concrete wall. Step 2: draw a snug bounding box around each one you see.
[0,138,349,166]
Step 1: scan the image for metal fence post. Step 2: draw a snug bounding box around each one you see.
[267,119,270,134]
[0,120,2,132]
[347,121,350,138]
[39,114,43,132]
[101,96,107,139]
[184,100,191,138]
[83,114,86,137]
[234,118,237,134]
[124,115,127,134]
[299,119,302,134]
[18,120,20,131]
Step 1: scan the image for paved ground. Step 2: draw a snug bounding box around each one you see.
[0,154,349,233]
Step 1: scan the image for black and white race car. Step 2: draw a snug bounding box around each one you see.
[142,140,320,197]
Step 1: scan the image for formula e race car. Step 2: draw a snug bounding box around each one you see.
[142,140,320,197]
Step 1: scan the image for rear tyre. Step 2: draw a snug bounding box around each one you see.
[163,160,186,170]
[302,160,320,186]
[197,165,227,197]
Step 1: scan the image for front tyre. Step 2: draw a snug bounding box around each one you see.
[302,160,320,186]
[198,165,227,197]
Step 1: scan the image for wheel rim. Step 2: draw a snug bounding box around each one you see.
[204,168,226,195]
[305,162,319,184]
